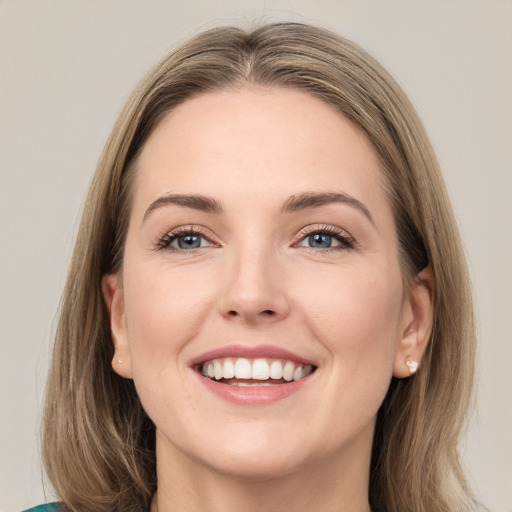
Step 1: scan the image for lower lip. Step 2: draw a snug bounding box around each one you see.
[196,373,312,405]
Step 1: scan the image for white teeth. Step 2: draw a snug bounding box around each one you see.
[293,365,303,381]
[223,359,235,379]
[282,361,295,382]
[214,360,223,380]
[234,358,252,379]
[269,360,283,379]
[200,357,314,383]
[252,359,270,380]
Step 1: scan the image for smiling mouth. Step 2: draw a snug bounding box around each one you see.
[197,357,316,386]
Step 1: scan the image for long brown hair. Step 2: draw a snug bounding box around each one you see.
[42,22,478,511]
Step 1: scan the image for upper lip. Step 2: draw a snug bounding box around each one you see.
[190,344,317,367]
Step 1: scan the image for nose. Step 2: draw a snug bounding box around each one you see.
[218,243,290,325]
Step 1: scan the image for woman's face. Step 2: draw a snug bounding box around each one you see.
[104,87,429,479]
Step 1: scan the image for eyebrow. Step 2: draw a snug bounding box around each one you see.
[143,194,223,222]
[143,191,373,224]
[281,192,374,224]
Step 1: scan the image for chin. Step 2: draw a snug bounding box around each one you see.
[204,447,312,482]
[157,421,319,481]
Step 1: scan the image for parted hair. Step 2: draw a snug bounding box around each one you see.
[42,22,478,511]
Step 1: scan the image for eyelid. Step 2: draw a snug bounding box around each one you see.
[293,224,356,249]
[154,223,356,252]
[155,225,219,252]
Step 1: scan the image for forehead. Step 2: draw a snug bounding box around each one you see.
[132,87,391,222]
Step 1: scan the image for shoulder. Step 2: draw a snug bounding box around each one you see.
[21,504,62,512]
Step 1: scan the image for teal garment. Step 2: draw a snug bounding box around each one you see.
[22,504,61,512]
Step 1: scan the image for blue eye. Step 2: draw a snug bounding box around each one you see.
[296,227,354,251]
[157,228,214,251]
[175,234,203,249]
[308,233,333,249]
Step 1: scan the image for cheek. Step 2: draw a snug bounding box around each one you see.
[294,264,404,367]
[121,263,215,374]
[120,263,215,426]
[304,267,404,431]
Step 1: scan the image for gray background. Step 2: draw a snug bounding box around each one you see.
[1,1,511,511]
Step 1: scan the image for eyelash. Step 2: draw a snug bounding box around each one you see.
[156,226,215,252]
[294,224,355,252]
[155,224,355,253]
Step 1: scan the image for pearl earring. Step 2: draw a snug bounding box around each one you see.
[406,360,419,374]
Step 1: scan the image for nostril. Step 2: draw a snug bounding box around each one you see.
[227,310,275,317]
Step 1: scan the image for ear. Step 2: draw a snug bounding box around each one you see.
[393,267,434,378]
[101,273,133,378]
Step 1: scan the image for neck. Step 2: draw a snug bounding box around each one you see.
[150,429,373,512]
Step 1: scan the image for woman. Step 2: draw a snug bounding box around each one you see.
[31,22,479,512]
